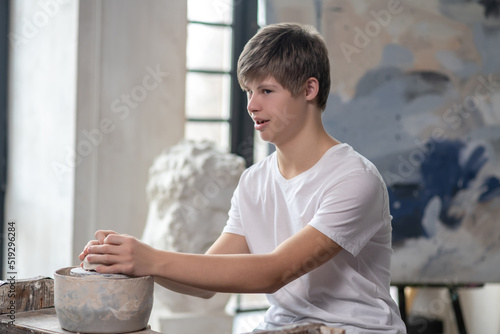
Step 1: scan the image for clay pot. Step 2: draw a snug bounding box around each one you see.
[54,267,154,333]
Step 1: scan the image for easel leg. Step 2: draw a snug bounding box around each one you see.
[448,287,467,334]
[397,286,408,327]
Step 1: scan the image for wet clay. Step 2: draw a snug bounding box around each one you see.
[82,255,100,271]
[54,267,153,333]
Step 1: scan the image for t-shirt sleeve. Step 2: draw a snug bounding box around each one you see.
[308,170,389,257]
[222,183,245,236]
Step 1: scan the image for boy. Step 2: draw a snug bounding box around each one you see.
[80,23,406,333]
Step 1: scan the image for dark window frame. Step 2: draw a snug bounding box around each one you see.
[229,0,258,167]
[0,0,10,277]
[186,0,258,167]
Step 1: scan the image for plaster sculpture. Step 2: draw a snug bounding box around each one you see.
[142,139,246,314]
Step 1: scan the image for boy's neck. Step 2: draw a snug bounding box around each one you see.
[275,123,340,180]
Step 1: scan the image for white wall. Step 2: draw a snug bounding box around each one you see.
[5,0,79,279]
[72,0,187,263]
[4,0,186,279]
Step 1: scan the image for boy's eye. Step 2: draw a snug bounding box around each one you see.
[263,89,272,94]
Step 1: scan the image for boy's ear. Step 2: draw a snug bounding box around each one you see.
[304,77,319,102]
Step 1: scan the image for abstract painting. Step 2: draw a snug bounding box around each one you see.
[316,0,500,284]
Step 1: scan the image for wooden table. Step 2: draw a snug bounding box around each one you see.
[0,308,162,334]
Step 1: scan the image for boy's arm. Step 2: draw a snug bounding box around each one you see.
[152,277,215,299]
[85,225,342,294]
[80,230,251,298]
[153,232,251,298]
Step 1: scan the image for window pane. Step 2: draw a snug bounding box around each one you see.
[185,121,230,152]
[186,73,230,120]
[188,0,233,25]
[186,24,232,72]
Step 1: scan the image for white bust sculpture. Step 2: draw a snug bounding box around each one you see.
[142,139,246,313]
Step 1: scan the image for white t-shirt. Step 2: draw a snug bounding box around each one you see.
[223,143,406,333]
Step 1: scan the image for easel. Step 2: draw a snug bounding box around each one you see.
[395,283,483,334]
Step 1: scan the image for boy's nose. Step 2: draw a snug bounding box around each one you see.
[247,96,260,113]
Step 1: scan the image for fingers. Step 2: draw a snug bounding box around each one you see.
[85,237,133,264]
[85,253,118,265]
[85,252,134,275]
[78,240,100,261]
[81,234,131,260]
[103,233,131,245]
[95,230,117,244]
[79,230,118,261]
[87,243,123,256]
[94,263,132,275]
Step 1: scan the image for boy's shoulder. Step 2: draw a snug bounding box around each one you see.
[325,144,385,186]
[324,144,381,177]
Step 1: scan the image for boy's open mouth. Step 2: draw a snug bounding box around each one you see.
[256,120,269,124]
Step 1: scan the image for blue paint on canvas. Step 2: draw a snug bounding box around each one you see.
[389,139,500,242]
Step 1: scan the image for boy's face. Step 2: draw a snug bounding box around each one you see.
[244,76,309,146]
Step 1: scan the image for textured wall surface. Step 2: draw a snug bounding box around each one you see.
[318,0,500,284]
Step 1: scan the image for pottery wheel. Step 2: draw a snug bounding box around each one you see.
[55,267,153,333]
[70,267,130,279]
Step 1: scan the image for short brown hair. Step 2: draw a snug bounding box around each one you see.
[237,23,331,111]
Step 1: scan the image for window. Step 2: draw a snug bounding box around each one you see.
[185,0,263,166]
[185,1,232,152]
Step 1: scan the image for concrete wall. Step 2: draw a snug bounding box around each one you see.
[5,0,79,279]
[4,0,186,279]
[72,0,187,263]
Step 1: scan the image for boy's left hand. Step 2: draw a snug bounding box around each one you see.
[80,232,158,277]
